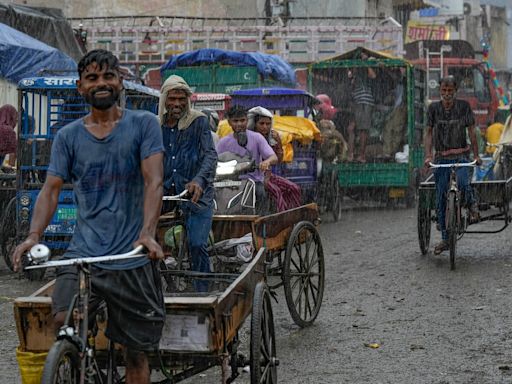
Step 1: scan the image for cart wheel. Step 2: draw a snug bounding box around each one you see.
[250,282,277,384]
[330,170,342,222]
[41,339,80,383]
[417,193,432,255]
[283,221,325,327]
[447,192,457,270]
[0,197,16,271]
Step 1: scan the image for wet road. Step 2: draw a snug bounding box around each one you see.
[2,207,512,383]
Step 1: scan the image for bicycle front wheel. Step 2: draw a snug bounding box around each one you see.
[447,192,457,270]
[41,339,80,384]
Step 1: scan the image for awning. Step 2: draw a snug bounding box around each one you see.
[392,0,437,10]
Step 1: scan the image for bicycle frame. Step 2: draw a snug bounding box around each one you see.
[429,160,477,269]
[26,246,146,384]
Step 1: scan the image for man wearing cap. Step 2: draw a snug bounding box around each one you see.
[159,75,217,292]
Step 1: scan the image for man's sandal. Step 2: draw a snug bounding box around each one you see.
[434,240,449,255]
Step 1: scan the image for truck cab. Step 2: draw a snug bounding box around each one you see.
[405,40,499,133]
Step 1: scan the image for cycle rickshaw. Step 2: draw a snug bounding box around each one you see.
[417,152,512,270]
[15,236,277,383]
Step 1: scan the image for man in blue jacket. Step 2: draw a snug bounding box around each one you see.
[159,75,217,292]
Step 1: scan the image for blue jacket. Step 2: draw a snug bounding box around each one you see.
[162,115,217,210]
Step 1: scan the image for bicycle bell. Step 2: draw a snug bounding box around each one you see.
[27,244,50,265]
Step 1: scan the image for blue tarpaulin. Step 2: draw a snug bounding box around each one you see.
[161,48,296,86]
[0,22,76,83]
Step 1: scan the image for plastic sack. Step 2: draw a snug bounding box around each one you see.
[395,144,409,163]
[16,347,47,384]
[210,233,253,264]
[164,225,184,249]
[165,226,214,249]
[474,157,495,181]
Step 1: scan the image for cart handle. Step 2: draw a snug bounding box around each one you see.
[428,160,477,169]
[162,190,191,202]
[24,245,146,270]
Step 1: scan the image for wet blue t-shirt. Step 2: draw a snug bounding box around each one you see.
[47,109,164,270]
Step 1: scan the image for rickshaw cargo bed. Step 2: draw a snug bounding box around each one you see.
[14,248,267,355]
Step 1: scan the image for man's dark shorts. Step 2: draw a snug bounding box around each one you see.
[352,103,374,132]
[52,261,165,351]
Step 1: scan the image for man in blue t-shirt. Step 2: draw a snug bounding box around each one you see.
[12,49,165,384]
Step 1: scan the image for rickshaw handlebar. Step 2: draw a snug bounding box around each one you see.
[24,245,147,270]
[162,190,191,202]
[428,160,478,169]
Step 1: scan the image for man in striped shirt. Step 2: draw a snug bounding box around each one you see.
[346,52,377,163]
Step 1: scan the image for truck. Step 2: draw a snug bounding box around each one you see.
[404,39,500,134]
[159,48,298,93]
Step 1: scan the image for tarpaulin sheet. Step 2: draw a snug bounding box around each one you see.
[0,4,84,61]
[0,22,77,83]
[161,48,296,86]
[217,116,320,162]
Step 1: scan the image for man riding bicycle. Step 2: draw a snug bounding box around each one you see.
[159,75,217,292]
[12,49,165,384]
[424,76,481,255]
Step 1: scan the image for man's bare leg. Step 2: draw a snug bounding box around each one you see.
[125,349,150,384]
[357,130,368,163]
[347,120,356,161]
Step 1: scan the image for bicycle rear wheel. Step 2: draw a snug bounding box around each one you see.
[41,339,80,384]
[446,192,457,270]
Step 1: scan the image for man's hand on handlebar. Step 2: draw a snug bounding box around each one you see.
[134,233,164,260]
[474,155,482,166]
[259,160,272,171]
[12,233,40,272]
[423,156,432,168]
[185,181,203,203]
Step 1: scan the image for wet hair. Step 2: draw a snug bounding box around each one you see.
[440,75,457,88]
[226,105,247,119]
[77,49,120,79]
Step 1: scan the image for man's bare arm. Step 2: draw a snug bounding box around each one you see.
[135,152,164,260]
[260,153,278,171]
[12,175,63,271]
[424,126,433,166]
[467,125,481,163]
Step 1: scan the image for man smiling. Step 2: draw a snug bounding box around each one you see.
[13,49,165,383]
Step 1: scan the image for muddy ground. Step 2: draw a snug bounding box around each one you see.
[2,207,512,383]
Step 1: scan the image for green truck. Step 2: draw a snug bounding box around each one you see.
[160,48,297,93]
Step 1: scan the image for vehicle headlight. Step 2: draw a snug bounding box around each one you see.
[20,207,30,220]
[20,194,31,206]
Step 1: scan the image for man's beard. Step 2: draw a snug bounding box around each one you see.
[234,130,248,147]
[85,87,120,110]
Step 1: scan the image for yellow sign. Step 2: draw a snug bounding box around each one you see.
[405,21,450,43]
[388,188,406,199]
